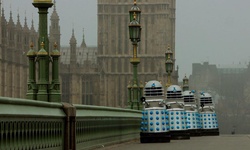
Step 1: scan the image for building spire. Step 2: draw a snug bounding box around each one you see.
[23,11,29,30]
[80,28,87,48]
[9,5,12,19]
[70,28,77,65]
[72,28,75,37]
[17,10,20,23]
[49,0,60,51]
[2,4,4,18]
[51,0,59,19]
[16,10,22,29]
[24,10,27,25]
[31,15,35,31]
[1,1,6,24]
[54,0,56,11]
[8,5,14,25]
[70,28,77,44]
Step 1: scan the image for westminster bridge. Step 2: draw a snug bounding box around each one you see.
[0,97,140,150]
[1,97,250,150]
[2,0,250,149]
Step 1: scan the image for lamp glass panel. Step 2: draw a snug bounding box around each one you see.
[129,25,140,41]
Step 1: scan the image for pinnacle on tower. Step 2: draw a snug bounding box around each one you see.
[30,16,35,31]
[80,28,87,48]
[70,28,77,44]
[54,0,56,11]
[24,11,28,29]
[9,7,13,23]
[2,6,4,18]
[51,0,59,19]
[16,12,22,28]
[17,12,20,22]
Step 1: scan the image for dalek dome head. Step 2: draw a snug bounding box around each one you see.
[166,85,183,99]
[183,90,194,96]
[199,92,213,105]
[200,92,211,98]
[144,80,164,97]
[167,85,182,92]
[183,90,196,103]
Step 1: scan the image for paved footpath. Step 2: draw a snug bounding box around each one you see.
[95,134,250,150]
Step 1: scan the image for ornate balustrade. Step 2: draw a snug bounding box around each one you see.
[74,105,141,149]
[0,97,141,150]
[0,97,65,150]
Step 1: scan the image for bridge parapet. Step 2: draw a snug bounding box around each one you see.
[0,97,65,150]
[74,105,141,149]
[0,97,141,150]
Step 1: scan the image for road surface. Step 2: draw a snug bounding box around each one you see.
[95,134,250,150]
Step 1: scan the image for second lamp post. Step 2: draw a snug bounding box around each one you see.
[128,0,143,110]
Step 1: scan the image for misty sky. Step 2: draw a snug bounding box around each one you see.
[3,0,250,81]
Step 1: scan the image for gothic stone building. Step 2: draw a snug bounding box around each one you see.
[0,2,99,105]
[0,4,38,98]
[59,30,98,104]
[1,1,178,108]
[59,0,178,107]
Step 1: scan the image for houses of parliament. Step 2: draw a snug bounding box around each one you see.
[0,0,178,108]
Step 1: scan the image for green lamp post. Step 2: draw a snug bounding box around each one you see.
[37,42,49,101]
[50,43,61,102]
[127,81,132,107]
[182,75,189,91]
[165,45,174,87]
[33,0,53,51]
[32,0,53,101]
[26,42,37,100]
[127,0,142,110]
[26,0,61,102]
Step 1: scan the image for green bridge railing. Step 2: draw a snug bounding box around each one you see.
[0,97,141,150]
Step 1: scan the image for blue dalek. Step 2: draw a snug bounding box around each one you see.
[140,80,171,143]
[199,92,220,136]
[183,90,202,136]
[166,85,190,140]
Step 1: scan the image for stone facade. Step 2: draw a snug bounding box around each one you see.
[97,0,178,107]
[0,3,38,98]
[55,0,178,107]
[59,30,98,104]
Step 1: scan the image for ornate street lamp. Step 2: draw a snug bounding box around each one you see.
[26,0,61,102]
[32,0,53,101]
[127,1,142,110]
[129,0,141,23]
[129,13,141,43]
[129,0,141,43]
[165,45,173,60]
[165,45,173,87]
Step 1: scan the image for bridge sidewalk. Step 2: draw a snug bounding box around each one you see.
[95,134,250,150]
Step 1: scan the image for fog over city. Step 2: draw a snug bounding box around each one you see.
[3,0,250,80]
